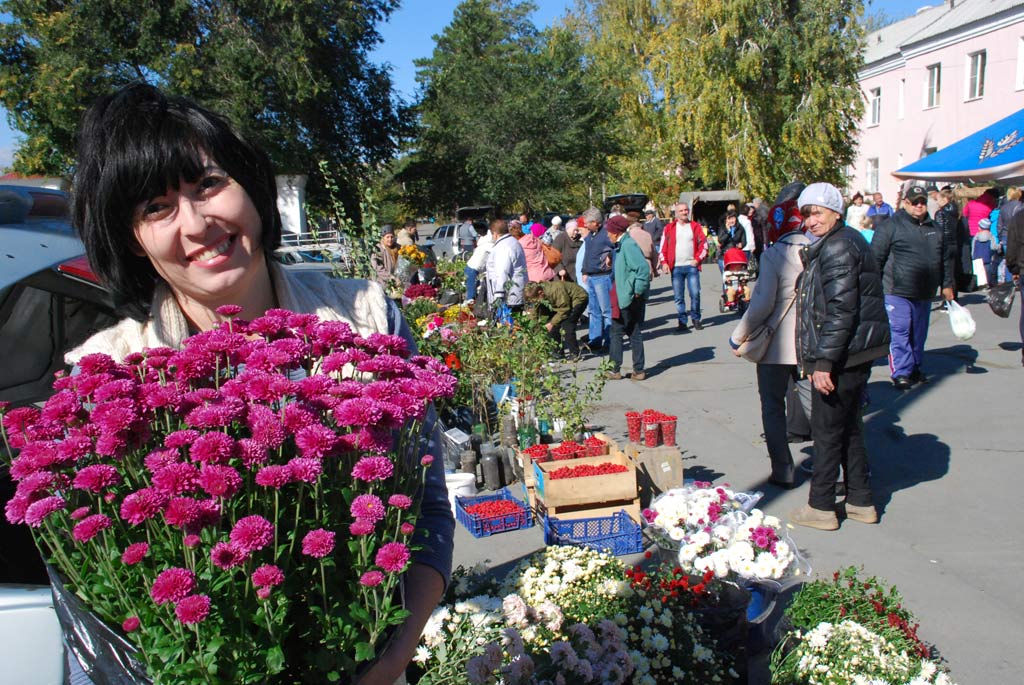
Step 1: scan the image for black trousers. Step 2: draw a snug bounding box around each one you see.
[556,301,588,355]
[756,364,801,482]
[809,362,874,510]
[609,296,647,373]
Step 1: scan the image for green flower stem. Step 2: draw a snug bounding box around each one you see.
[319,559,328,616]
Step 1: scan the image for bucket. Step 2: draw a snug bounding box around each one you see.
[661,417,678,446]
[643,421,661,447]
[625,413,642,442]
[445,472,477,514]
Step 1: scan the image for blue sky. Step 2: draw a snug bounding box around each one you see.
[0,0,927,169]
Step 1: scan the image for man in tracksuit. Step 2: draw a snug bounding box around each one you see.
[871,184,955,390]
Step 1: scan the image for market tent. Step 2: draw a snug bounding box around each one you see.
[892,108,1024,183]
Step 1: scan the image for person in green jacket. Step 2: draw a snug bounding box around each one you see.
[525,279,589,360]
[605,216,652,380]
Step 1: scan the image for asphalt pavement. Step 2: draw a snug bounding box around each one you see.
[450,268,1023,685]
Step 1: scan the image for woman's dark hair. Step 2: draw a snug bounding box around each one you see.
[851,192,863,202]
[72,83,282,319]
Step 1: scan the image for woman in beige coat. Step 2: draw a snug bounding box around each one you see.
[729,226,810,487]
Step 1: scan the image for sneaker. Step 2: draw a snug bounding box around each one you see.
[909,369,928,385]
[789,504,839,531]
[603,370,622,380]
[692,319,704,331]
[676,322,689,333]
[842,503,878,524]
[892,376,912,390]
[631,371,647,381]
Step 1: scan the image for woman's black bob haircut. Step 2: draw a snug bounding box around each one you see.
[72,83,282,319]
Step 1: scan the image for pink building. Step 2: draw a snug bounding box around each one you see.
[852,0,1024,198]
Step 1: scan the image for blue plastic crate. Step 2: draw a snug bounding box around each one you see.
[543,510,643,556]
[456,488,534,538]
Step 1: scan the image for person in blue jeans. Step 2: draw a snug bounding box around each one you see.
[657,202,708,331]
[580,207,614,349]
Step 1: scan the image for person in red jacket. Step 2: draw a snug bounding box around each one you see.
[658,202,708,331]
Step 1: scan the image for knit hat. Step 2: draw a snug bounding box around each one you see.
[796,183,844,216]
[566,219,578,232]
[381,224,395,236]
[550,215,562,226]
[979,218,992,230]
[605,215,630,235]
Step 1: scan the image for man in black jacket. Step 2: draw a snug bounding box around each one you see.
[872,184,954,390]
[791,183,890,531]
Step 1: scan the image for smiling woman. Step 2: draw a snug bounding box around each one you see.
[63,84,454,683]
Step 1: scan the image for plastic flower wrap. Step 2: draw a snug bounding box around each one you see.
[642,481,760,549]
[680,509,808,584]
[1,308,455,683]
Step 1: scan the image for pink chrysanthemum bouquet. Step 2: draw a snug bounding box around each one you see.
[1,307,455,683]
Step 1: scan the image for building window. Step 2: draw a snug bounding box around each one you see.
[1017,38,1024,90]
[867,158,879,193]
[869,88,881,125]
[926,64,941,108]
[967,50,986,100]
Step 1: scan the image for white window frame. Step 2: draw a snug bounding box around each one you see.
[1017,38,1024,91]
[966,50,986,100]
[869,87,881,126]
[866,158,880,193]
[925,64,941,109]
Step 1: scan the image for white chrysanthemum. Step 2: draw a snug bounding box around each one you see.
[651,633,669,652]
[413,645,431,664]
[763,514,780,527]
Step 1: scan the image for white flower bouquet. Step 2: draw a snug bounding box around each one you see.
[771,620,957,685]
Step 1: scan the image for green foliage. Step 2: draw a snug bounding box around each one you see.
[0,0,402,214]
[779,566,929,661]
[570,0,866,199]
[536,359,612,439]
[399,0,619,214]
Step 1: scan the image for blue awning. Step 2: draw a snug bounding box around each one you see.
[893,108,1024,183]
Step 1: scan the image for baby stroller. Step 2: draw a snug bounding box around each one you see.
[719,247,754,314]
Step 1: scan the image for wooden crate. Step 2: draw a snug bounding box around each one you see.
[536,496,641,523]
[623,442,685,507]
[534,453,637,509]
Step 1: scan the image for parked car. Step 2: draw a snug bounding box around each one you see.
[428,223,460,261]
[603,193,649,218]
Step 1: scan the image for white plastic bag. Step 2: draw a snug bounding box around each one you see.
[947,300,976,341]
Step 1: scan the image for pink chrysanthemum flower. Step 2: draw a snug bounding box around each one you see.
[70,506,90,521]
[93,379,137,403]
[256,586,272,600]
[375,542,411,573]
[122,616,141,633]
[72,514,112,543]
[360,571,384,587]
[189,432,235,464]
[388,494,412,510]
[350,494,385,523]
[301,529,335,558]
[150,567,196,605]
[287,458,323,484]
[237,439,269,468]
[210,542,246,569]
[294,424,337,459]
[41,390,83,424]
[164,430,201,450]
[183,534,202,548]
[15,471,56,499]
[164,497,201,529]
[230,515,274,554]
[151,463,200,495]
[246,404,286,448]
[252,564,285,588]
[420,454,435,466]
[400,522,415,536]
[24,495,66,527]
[57,434,94,463]
[175,594,211,625]
[281,403,317,435]
[333,397,385,427]
[72,464,122,493]
[144,448,181,473]
[351,456,394,482]
[216,304,243,317]
[197,464,242,498]
[255,465,293,489]
[349,519,374,536]
[121,542,149,565]
[4,496,30,525]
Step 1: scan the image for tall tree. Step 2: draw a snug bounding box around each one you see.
[0,0,402,213]
[399,0,618,215]
[573,0,865,198]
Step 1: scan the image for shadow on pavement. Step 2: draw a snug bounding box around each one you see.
[647,346,715,377]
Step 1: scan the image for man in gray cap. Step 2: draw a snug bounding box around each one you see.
[791,182,890,531]
[642,207,664,246]
[871,183,954,390]
[371,224,398,284]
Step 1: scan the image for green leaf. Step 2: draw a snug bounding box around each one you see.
[266,645,285,673]
[354,641,374,663]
